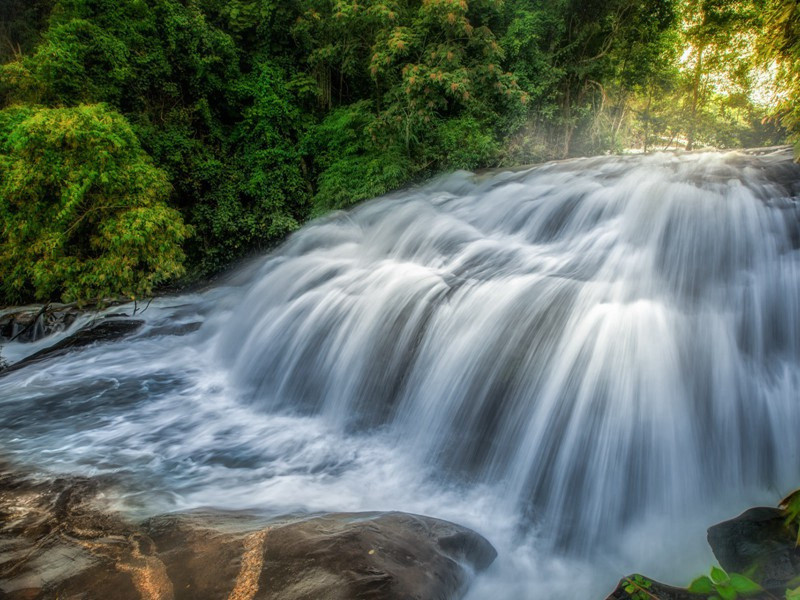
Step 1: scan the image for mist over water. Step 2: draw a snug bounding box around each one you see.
[2,149,800,597]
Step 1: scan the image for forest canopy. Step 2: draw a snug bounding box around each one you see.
[0,0,797,304]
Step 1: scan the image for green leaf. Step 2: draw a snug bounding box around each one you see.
[717,583,738,600]
[711,566,730,585]
[689,575,715,594]
[729,573,762,595]
[786,586,800,600]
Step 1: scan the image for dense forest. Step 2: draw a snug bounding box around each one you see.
[0,0,798,305]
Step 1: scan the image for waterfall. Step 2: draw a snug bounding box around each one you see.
[1,149,799,596]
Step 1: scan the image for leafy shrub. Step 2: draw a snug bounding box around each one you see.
[0,104,191,304]
[433,116,501,170]
[305,102,413,214]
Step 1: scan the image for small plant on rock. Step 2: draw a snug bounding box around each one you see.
[688,566,763,599]
[623,574,656,599]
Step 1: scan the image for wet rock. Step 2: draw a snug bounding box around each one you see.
[0,469,496,600]
[0,468,135,598]
[0,305,80,343]
[140,511,496,600]
[605,574,695,600]
[143,321,202,338]
[1,317,144,374]
[707,506,800,591]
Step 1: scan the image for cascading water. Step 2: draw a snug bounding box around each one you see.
[1,149,799,597]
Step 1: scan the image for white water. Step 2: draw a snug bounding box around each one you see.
[2,150,800,597]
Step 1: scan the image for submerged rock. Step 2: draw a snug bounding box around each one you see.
[708,506,800,591]
[0,468,496,600]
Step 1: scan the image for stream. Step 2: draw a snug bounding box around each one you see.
[2,149,800,598]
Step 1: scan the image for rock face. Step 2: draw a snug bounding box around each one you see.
[708,506,800,591]
[0,317,144,374]
[0,304,81,343]
[0,469,496,600]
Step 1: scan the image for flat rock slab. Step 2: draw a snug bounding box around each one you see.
[708,506,800,591]
[0,469,496,600]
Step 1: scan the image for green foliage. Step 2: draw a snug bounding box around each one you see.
[433,115,500,170]
[0,0,55,65]
[622,574,655,600]
[306,102,412,214]
[192,59,311,270]
[294,0,521,162]
[757,0,800,157]
[0,104,190,305]
[0,0,794,299]
[688,566,763,600]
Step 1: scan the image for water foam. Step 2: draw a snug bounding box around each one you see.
[1,149,799,597]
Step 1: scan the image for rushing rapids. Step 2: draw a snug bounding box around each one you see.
[1,149,800,597]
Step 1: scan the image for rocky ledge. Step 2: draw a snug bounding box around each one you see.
[0,304,82,344]
[0,316,145,374]
[0,469,496,600]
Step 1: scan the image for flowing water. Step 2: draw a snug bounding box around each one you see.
[2,149,800,597]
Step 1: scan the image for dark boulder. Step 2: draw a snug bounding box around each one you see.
[707,506,800,591]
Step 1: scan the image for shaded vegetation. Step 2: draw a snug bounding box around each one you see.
[0,0,796,303]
